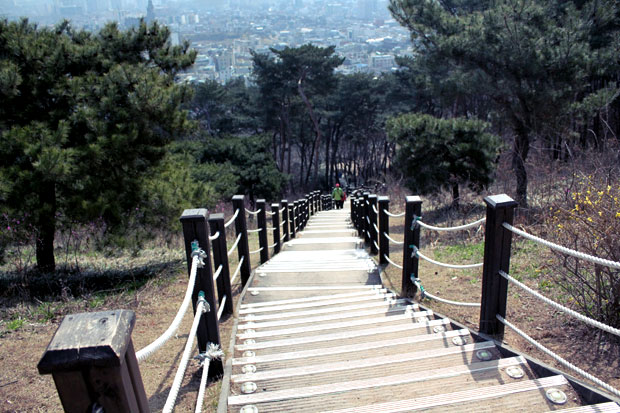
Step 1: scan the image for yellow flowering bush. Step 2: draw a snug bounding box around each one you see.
[547,175,620,329]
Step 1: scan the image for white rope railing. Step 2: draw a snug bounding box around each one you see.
[417,217,486,232]
[497,314,620,398]
[245,208,261,216]
[279,221,286,227]
[217,295,227,320]
[212,264,223,282]
[279,207,286,213]
[414,248,483,269]
[209,231,220,241]
[227,233,242,257]
[163,294,208,413]
[269,242,278,248]
[373,240,380,250]
[421,290,481,307]
[373,223,379,233]
[384,232,404,245]
[372,205,378,214]
[230,257,244,285]
[194,344,224,413]
[383,254,403,270]
[136,253,202,362]
[385,210,406,218]
[267,211,276,216]
[503,223,620,270]
[224,209,239,228]
[247,228,262,233]
[499,271,620,337]
[366,216,370,224]
[280,234,286,242]
[249,247,264,255]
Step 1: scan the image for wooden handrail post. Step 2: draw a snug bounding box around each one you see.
[232,195,251,286]
[307,193,313,216]
[272,203,281,254]
[256,199,269,264]
[180,210,223,377]
[208,214,233,317]
[378,196,390,265]
[368,194,378,255]
[352,197,360,235]
[479,194,518,339]
[281,200,290,242]
[402,196,422,297]
[316,191,321,211]
[288,202,296,238]
[294,200,301,232]
[38,310,149,412]
[362,192,371,245]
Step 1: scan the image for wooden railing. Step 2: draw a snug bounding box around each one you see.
[37,190,330,412]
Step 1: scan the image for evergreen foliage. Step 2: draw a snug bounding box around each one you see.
[389,0,620,206]
[0,19,196,271]
[387,113,501,206]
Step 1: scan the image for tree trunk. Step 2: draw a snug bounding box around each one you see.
[35,182,57,272]
[451,183,460,209]
[512,127,530,208]
[297,75,322,186]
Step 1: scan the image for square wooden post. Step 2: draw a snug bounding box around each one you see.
[378,196,390,265]
[232,195,252,286]
[256,199,269,264]
[402,196,422,297]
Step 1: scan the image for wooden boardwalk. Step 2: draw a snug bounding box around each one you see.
[219,207,620,413]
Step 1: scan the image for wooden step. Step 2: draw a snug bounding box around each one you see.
[231,329,472,371]
[239,289,388,310]
[553,403,620,412]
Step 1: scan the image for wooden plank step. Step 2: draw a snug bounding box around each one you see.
[240,289,388,309]
[231,329,471,370]
[228,356,527,406]
[239,292,394,314]
[553,403,620,412]
[239,301,418,326]
[285,237,362,245]
[234,318,451,353]
[231,341,497,384]
[236,310,433,339]
[232,376,575,413]
[241,288,383,305]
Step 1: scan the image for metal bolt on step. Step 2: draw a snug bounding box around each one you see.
[433,326,446,333]
[240,405,258,413]
[242,351,255,358]
[505,366,524,379]
[476,349,492,361]
[258,272,266,277]
[546,388,567,405]
[242,364,257,374]
[241,382,257,394]
[452,336,467,346]
[244,339,256,345]
[250,290,260,296]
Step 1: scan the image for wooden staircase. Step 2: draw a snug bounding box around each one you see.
[219,208,620,413]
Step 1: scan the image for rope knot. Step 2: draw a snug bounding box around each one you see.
[411,215,422,230]
[409,244,419,258]
[411,276,426,299]
[195,344,225,366]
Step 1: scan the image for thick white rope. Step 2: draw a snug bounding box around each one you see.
[417,217,486,232]
[230,257,244,285]
[224,209,239,228]
[372,205,378,214]
[373,223,379,233]
[503,223,620,270]
[383,254,403,269]
[208,231,220,241]
[267,211,276,216]
[415,249,483,269]
[163,296,207,413]
[366,216,370,224]
[421,290,481,307]
[217,295,227,320]
[227,233,242,257]
[497,315,620,398]
[249,247,264,255]
[247,228,262,233]
[373,240,380,250]
[384,232,404,245]
[195,357,210,413]
[499,271,620,337]
[385,210,406,218]
[245,208,261,216]
[279,207,286,213]
[194,344,224,413]
[212,264,223,282]
[269,242,278,248]
[136,254,201,362]
[280,234,286,242]
[279,221,286,227]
